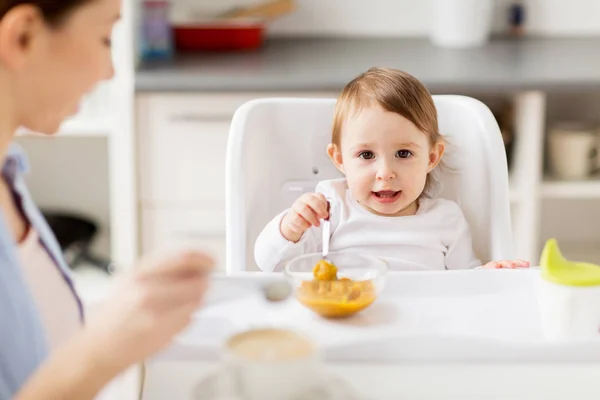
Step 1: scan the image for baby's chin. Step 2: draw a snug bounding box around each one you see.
[361,200,418,217]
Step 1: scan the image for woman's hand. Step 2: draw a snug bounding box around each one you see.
[84,250,213,371]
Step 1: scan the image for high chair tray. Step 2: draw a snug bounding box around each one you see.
[174,269,600,362]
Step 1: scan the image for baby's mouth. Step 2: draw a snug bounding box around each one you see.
[371,190,402,203]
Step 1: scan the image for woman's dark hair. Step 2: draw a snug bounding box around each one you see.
[0,0,91,26]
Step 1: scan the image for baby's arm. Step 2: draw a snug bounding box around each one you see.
[444,204,530,269]
[254,209,323,272]
[444,205,482,270]
[254,192,331,272]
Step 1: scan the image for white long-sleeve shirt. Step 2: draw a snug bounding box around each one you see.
[254,178,481,272]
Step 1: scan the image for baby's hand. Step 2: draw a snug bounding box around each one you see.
[480,259,530,269]
[280,193,329,243]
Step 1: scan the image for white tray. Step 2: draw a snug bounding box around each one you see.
[175,269,600,362]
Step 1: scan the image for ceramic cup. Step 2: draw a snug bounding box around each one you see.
[215,328,323,400]
[548,123,597,180]
[429,0,494,48]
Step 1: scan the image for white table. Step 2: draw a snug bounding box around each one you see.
[142,270,600,400]
[142,359,600,400]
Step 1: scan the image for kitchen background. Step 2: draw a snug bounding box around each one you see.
[14,0,600,307]
[183,0,600,36]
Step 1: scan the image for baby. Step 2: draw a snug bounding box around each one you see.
[254,67,529,272]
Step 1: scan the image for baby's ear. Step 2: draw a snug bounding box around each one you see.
[327,143,345,174]
[427,140,445,172]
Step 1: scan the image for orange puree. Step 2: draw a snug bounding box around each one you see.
[295,259,377,318]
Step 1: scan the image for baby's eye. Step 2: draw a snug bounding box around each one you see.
[358,151,374,160]
[396,150,412,159]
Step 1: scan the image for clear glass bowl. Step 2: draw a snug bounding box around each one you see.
[284,252,387,318]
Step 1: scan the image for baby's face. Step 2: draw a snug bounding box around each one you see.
[331,104,442,216]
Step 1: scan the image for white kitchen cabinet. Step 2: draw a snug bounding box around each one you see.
[136,94,274,206]
[139,117,229,205]
[141,207,226,270]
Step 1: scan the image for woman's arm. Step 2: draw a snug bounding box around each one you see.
[16,250,213,400]
[15,330,122,400]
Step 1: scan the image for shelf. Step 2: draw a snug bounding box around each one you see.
[541,177,600,199]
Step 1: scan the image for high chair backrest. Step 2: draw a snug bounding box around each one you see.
[225,96,513,273]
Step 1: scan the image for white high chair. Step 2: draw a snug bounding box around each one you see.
[225,96,513,273]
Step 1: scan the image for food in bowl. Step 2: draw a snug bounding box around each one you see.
[290,256,381,318]
[312,259,338,281]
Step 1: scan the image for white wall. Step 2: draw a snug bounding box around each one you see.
[173,0,600,37]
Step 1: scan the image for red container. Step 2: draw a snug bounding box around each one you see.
[173,20,265,51]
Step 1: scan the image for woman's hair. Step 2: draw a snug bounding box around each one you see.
[332,67,444,197]
[0,0,92,26]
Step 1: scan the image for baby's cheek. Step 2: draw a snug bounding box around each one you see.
[346,165,370,182]
[401,169,428,195]
[349,177,370,195]
[346,173,372,198]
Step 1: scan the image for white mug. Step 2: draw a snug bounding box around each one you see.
[429,0,494,48]
[548,123,597,180]
[210,328,323,400]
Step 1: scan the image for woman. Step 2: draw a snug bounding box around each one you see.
[0,0,213,398]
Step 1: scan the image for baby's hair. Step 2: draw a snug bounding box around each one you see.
[331,67,444,197]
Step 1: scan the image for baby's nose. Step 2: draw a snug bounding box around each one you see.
[376,163,397,180]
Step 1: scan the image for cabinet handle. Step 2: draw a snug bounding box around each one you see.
[169,113,231,123]
[172,231,224,240]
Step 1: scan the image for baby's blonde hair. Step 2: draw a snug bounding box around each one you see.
[332,67,443,196]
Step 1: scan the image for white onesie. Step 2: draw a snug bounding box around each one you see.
[254,178,482,272]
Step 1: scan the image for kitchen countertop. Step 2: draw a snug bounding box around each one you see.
[135,37,600,93]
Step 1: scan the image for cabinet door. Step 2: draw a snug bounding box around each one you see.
[138,106,229,205]
[141,207,226,271]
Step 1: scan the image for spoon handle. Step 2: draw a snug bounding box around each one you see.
[322,200,331,258]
